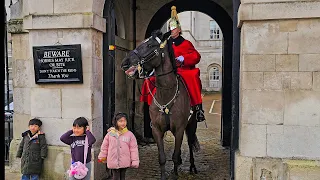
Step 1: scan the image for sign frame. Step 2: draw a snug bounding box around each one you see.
[33,44,83,84]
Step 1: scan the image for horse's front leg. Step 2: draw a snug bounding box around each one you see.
[152,128,166,180]
[172,129,184,178]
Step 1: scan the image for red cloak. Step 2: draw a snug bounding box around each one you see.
[140,39,202,106]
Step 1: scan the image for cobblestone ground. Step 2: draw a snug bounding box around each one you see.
[123,93,230,180]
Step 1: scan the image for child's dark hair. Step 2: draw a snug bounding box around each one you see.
[29,118,42,127]
[73,117,89,128]
[112,112,128,130]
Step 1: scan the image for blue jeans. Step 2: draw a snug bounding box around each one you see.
[21,174,39,180]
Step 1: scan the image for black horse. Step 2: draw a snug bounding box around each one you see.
[121,30,199,179]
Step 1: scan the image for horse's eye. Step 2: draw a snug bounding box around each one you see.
[148,44,152,48]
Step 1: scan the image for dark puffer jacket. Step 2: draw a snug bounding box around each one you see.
[16,130,48,175]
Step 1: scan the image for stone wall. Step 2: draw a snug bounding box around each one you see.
[237,1,320,179]
[8,0,134,178]
[8,0,320,179]
[8,0,108,179]
[10,29,107,179]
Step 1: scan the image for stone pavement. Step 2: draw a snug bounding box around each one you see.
[118,92,230,180]
[5,166,21,180]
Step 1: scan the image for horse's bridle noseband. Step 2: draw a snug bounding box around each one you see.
[132,36,162,66]
[133,48,160,66]
[129,36,163,79]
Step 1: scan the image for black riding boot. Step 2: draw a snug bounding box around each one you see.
[194,104,206,122]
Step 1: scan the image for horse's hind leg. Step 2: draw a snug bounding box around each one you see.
[172,129,184,178]
[186,117,198,174]
[188,142,198,174]
[152,128,166,180]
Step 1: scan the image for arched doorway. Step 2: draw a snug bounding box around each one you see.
[102,0,116,137]
[101,0,240,178]
[102,0,132,135]
[145,0,233,148]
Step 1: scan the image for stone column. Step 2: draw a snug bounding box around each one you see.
[236,0,320,179]
[9,0,108,179]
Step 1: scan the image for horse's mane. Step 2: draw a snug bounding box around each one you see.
[161,31,177,74]
[166,37,177,74]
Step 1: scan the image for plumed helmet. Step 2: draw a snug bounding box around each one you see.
[168,6,181,31]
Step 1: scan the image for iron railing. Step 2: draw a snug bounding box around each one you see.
[4,2,14,165]
[4,110,13,165]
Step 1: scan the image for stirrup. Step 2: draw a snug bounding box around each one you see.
[196,110,206,122]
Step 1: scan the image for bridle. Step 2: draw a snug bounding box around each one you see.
[129,35,180,116]
[130,36,174,79]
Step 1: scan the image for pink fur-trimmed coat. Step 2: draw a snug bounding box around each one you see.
[98,129,139,169]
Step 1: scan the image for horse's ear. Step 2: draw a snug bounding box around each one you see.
[151,29,163,40]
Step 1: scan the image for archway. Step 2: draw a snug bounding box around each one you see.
[101,0,240,178]
[145,0,233,148]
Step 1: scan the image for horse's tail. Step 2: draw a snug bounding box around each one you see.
[185,118,201,152]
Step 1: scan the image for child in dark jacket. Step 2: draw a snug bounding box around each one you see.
[16,118,48,180]
[60,117,96,180]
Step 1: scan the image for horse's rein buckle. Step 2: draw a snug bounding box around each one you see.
[154,49,159,56]
[164,107,170,114]
[137,64,144,78]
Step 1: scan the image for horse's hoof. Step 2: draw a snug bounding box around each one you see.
[189,166,198,174]
[194,167,198,174]
[173,174,179,180]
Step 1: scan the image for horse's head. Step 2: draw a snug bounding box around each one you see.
[121,30,165,79]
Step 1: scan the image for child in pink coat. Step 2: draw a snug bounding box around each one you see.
[98,112,139,180]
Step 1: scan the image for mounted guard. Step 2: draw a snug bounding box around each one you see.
[121,7,203,178]
[140,6,206,122]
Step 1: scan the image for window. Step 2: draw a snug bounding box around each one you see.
[209,20,220,40]
[209,66,220,88]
